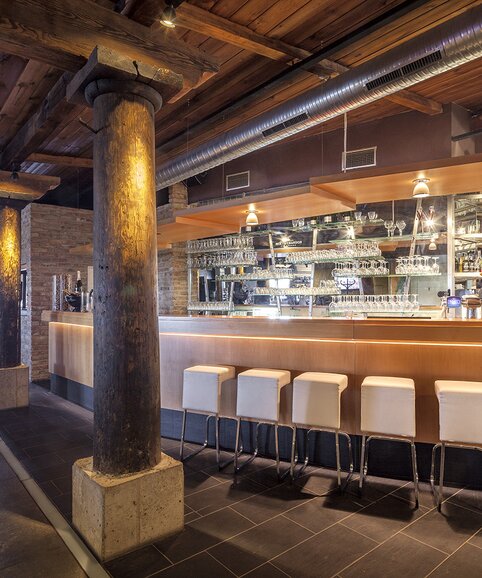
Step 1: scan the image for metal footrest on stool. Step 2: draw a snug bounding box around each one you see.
[180,411,242,470]
[359,434,419,508]
[290,426,354,492]
[234,418,290,480]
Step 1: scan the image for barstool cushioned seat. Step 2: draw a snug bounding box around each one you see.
[293,372,348,430]
[183,365,235,414]
[361,376,415,438]
[435,380,482,445]
[237,369,291,422]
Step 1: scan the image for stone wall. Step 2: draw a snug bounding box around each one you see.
[21,204,93,382]
[157,183,189,315]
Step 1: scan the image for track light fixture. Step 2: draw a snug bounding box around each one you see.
[160,2,177,28]
[10,162,20,181]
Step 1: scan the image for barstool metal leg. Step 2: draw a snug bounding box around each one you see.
[410,440,419,509]
[359,435,367,494]
[234,418,242,472]
[438,442,446,511]
[275,424,280,479]
[335,431,341,490]
[180,412,214,463]
[180,409,188,461]
[290,424,297,480]
[215,416,220,467]
[430,443,440,493]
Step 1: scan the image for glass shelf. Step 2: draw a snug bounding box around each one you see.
[332,233,440,244]
[334,273,442,278]
[217,273,308,282]
[286,254,382,265]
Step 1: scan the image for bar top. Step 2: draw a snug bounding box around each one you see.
[42,311,482,343]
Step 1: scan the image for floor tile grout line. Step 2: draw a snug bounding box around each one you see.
[0,436,109,578]
[399,530,452,555]
[331,500,439,577]
[467,536,482,550]
[337,521,381,545]
[227,505,259,526]
[445,496,482,516]
[280,513,316,535]
[152,544,174,566]
[205,550,238,577]
[335,485,482,578]
[422,525,482,578]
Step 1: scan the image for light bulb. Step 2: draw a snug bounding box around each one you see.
[429,237,437,250]
[412,178,430,198]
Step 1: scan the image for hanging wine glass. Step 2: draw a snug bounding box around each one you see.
[384,220,394,237]
[396,219,406,236]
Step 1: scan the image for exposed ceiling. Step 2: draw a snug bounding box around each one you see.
[0,0,481,209]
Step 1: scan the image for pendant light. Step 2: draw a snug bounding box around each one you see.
[412,178,431,198]
[245,209,259,226]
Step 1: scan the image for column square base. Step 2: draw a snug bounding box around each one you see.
[0,365,29,409]
[73,453,184,561]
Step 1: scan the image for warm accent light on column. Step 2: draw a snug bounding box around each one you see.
[245,209,259,226]
[412,178,431,198]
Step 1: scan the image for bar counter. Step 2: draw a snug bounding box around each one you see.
[42,311,482,444]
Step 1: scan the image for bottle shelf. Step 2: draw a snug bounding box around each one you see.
[454,272,482,279]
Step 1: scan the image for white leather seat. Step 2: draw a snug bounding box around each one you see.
[291,372,352,488]
[431,380,482,511]
[361,376,416,438]
[293,372,348,429]
[183,365,235,414]
[236,368,291,422]
[435,380,482,445]
[359,376,418,507]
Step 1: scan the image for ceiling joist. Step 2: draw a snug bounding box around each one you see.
[0,0,218,94]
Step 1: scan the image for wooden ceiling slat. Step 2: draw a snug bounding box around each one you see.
[0,55,27,112]
[0,61,60,150]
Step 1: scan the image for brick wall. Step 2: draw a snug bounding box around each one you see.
[21,204,93,382]
[21,184,190,381]
[157,183,189,315]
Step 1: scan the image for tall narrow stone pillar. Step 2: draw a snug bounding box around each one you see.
[0,201,28,408]
[67,47,184,561]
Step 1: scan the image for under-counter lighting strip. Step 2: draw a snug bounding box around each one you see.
[159,332,482,348]
[49,323,482,347]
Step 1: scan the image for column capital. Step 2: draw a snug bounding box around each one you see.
[67,46,183,111]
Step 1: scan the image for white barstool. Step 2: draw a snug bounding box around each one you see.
[431,380,482,510]
[290,372,354,490]
[180,365,236,469]
[359,376,419,507]
[234,368,291,477]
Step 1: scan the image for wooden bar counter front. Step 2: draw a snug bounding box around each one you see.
[42,311,482,444]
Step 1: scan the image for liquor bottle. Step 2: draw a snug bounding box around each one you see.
[463,253,470,272]
[75,271,83,293]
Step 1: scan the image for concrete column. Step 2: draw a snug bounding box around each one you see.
[67,47,184,561]
[0,202,29,408]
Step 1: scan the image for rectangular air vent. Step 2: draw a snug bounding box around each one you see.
[226,170,250,191]
[262,112,309,138]
[365,50,442,91]
[342,147,377,170]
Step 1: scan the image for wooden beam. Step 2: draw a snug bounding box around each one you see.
[160,3,442,116]
[384,89,443,116]
[172,4,345,79]
[0,0,218,93]
[0,73,81,170]
[26,153,94,169]
[0,171,60,201]
[0,55,27,112]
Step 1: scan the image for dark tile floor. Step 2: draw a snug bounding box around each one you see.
[0,452,87,577]
[0,384,481,578]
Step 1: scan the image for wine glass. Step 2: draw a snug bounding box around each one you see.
[384,220,394,237]
[396,220,406,236]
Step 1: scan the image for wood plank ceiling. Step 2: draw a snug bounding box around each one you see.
[0,0,481,208]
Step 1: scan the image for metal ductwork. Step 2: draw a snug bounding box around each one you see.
[156,6,482,190]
